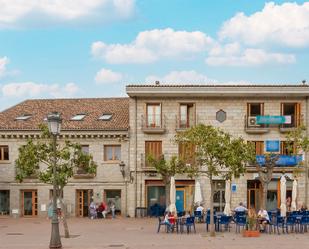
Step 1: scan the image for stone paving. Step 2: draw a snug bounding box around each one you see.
[0,217,308,249]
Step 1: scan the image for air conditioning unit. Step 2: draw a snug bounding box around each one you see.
[248,116,260,127]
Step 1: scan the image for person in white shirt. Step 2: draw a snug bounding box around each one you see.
[234,202,248,212]
[196,204,204,213]
[257,209,270,231]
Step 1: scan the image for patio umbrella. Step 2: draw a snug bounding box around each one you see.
[280,175,287,217]
[291,179,297,211]
[194,180,203,205]
[169,176,177,213]
[223,180,231,215]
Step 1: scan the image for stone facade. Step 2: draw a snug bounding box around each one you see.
[126,85,309,217]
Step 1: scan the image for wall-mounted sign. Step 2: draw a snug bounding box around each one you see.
[256,155,302,166]
[256,115,291,125]
[231,184,237,193]
[266,140,280,152]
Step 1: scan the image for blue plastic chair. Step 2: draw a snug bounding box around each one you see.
[184,217,196,234]
[235,216,246,233]
[300,216,309,233]
[273,216,285,235]
[157,217,172,233]
[218,215,232,232]
[286,216,296,233]
[194,211,203,223]
[206,215,217,232]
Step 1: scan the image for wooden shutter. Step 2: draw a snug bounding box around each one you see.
[145,141,162,159]
[295,103,301,127]
[260,103,264,115]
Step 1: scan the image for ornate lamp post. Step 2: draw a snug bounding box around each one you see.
[119,161,133,217]
[47,112,62,249]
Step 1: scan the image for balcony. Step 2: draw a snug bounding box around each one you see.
[141,114,166,134]
[279,115,303,133]
[244,115,270,134]
[175,115,195,132]
[255,155,302,167]
[140,153,157,173]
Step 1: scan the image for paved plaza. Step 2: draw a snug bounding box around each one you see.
[0,217,309,249]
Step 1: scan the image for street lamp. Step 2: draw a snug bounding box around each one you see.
[119,161,134,217]
[47,112,62,249]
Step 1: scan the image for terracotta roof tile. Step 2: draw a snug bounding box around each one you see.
[0,98,129,131]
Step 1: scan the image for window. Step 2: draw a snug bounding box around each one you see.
[0,190,10,215]
[281,103,301,128]
[15,114,32,121]
[179,103,195,128]
[99,114,113,121]
[71,114,86,121]
[104,145,121,161]
[145,141,162,166]
[249,141,264,155]
[178,143,195,164]
[81,145,89,154]
[281,141,296,155]
[146,104,161,128]
[247,103,264,116]
[0,146,9,161]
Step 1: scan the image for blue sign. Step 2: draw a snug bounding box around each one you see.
[266,140,280,152]
[256,115,288,125]
[256,155,302,166]
[231,184,237,193]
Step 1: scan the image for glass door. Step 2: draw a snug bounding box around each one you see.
[22,190,37,216]
[76,189,93,217]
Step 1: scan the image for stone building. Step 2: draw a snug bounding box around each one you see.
[0,98,130,217]
[126,84,309,217]
[1,84,309,218]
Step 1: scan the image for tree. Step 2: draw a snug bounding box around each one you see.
[175,124,255,236]
[256,154,278,210]
[146,155,197,208]
[15,126,97,238]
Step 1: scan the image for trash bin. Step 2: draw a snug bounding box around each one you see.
[135,207,147,218]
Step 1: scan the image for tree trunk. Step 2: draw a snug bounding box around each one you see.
[58,188,70,238]
[260,182,268,210]
[209,177,215,237]
[165,181,170,210]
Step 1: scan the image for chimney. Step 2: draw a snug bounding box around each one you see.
[302,80,306,85]
[155,81,160,85]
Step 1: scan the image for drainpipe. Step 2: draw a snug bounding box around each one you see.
[305,97,309,207]
[134,97,138,217]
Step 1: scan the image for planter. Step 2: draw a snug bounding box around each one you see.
[243,230,260,237]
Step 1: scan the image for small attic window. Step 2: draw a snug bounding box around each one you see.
[71,114,86,121]
[99,114,112,121]
[15,114,32,121]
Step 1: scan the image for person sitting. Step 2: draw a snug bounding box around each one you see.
[196,204,204,213]
[299,203,307,212]
[234,202,248,212]
[98,201,108,218]
[164,212,173,232]
[89,199,97,219]
[257,208,270,232]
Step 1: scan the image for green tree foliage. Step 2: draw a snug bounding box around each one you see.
[15,126,97,237]
[146,155,197,207]
[175,124,255,236]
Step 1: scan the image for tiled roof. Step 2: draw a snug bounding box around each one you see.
[0,98,129,131]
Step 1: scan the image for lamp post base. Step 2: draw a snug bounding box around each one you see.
[49,220,62,249]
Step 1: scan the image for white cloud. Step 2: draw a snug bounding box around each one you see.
[0,56,9,77]
[1,82,80,98]
[219,2,309,47]
[0,0,135,28]
[145,70,216,84]
[91,28,214,64]
[95,68,123,84]
[206,48,295,66]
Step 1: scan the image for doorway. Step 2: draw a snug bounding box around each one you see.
[104,190,121,214]
[176,188,185,213]
[213,181,225,212]
[21,190,38,216]
[247,181,261,210]
[0,190,10,215]
[76,189,93,217]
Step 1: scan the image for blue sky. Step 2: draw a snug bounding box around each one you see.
[0,0,308,111]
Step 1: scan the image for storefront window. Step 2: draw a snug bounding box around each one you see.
[0,190,10,215]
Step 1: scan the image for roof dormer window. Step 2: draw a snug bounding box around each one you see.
[99,114,112,121]
[15,114,32,121]
[71,114,86,121]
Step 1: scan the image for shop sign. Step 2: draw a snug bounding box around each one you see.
[266,140,280,152]
[256,115,291,124]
